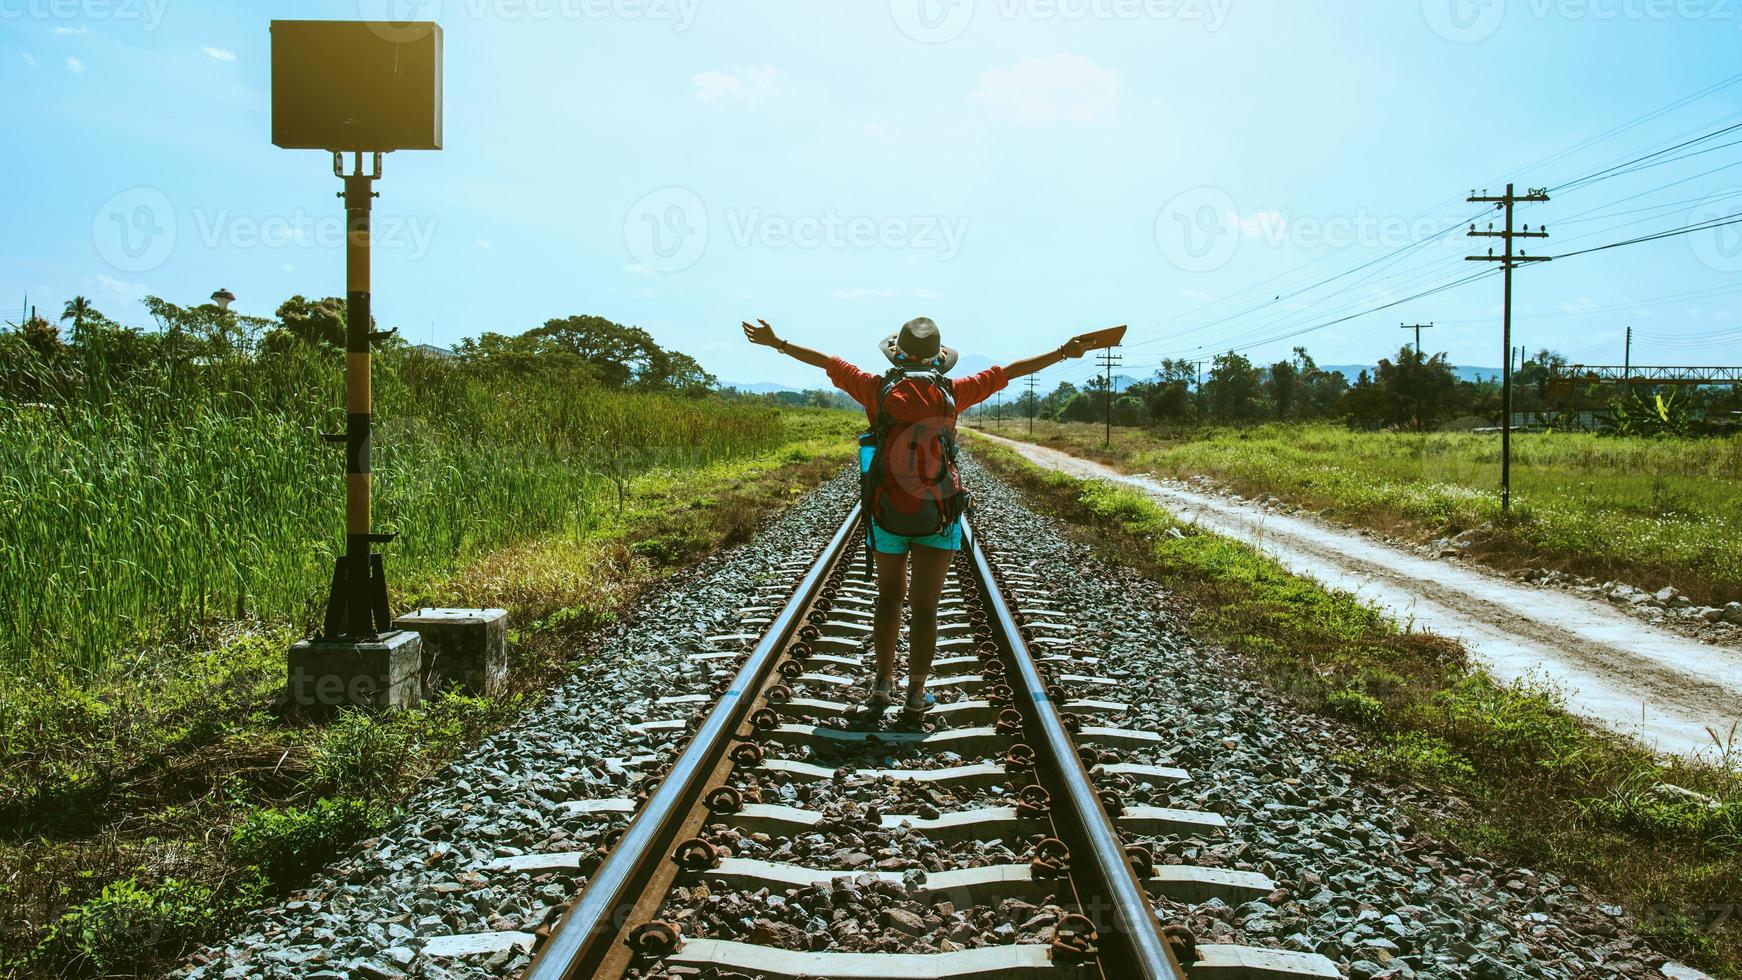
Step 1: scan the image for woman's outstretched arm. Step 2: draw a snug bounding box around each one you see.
[1003,335,1096,379]
[742,318,831,371]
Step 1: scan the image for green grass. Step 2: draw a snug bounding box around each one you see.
[0,347,793,677]
[989,420,1742,606]
[972,439,1742,977]
[0,400,862,979]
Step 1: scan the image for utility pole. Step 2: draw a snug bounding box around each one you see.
[1467,183,1550,513]
[1623,326,1632,395]
[1097,347,1123,447]
[1026,375,1038,435]
[995,391,1002,429]
[1400,322,1434,357]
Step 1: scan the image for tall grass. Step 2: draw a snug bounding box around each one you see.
[0,346,784,676]
[1002,420,1742,602]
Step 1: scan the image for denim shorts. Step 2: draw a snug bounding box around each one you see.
[869,520,963,554]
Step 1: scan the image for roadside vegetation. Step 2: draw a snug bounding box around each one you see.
[981,419,1742,607]
[0,294,860,977]
[973,440,1742,977]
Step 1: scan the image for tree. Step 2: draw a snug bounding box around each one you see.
[60,296,96,345]
[1040,381,1078,420]
[1373,345,1458,429]
[1147,381,1193,422]
[21,314,64,360]
[269,295,349,351]
[1205,352,1260,421]
[1060,391,1101,423]
[1267,358,1298,420]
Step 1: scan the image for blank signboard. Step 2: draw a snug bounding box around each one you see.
[271,21,443,152]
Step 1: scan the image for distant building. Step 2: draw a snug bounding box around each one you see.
[409,343,456,359]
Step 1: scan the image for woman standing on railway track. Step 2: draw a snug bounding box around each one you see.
[741,316,1094,723]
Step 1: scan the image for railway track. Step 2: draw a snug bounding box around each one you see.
[430,505,1340,980]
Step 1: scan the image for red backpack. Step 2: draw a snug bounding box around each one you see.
[858,369,972,573]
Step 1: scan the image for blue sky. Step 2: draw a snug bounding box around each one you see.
[4,0,1741,390]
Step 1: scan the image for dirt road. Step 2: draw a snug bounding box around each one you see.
[972,430,1742,760]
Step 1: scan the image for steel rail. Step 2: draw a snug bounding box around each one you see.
[962,517,1187,980]
[524,503,863,980]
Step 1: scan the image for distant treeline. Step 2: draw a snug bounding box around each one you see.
[1,295,720,402]
[975,347,1742,435]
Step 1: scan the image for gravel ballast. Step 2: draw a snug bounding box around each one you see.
[176,472,856,980]
[178,455,1708,979]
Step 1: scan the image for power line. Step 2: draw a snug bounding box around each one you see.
[1551,209,1742,260]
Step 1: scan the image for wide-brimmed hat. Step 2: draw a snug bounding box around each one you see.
[879,317,958,373]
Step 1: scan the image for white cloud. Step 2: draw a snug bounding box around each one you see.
[970,54,1118,126]
[66,57,85,74]
[202,46,237,62]
[624,263,654,275]
[1558,296,1600,314]
[863,122,885,137]
[635,287,657,299]
[54,25,89,36]
[475,238,492,250]
[1182,290,1213,303]
[692,65,779,105]
[280,263,294,272]
[90,273,147,302]
[21,53,36,67]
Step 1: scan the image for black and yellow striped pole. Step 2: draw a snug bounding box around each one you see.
[322,150,396,640]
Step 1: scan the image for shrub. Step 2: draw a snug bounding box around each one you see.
[32,877,230,974]
[311,710,411,799]
[230,798,387,892]
[1325,689,1387,729]
[1373,732,1478,787]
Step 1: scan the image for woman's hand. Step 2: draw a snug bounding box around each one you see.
[741,319,781,348]
[1059,336,1095,359]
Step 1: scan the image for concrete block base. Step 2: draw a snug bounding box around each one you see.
[287,630,423,710]
[392,607,509,697]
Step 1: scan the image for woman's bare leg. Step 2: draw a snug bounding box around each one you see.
[872,549,907,690]
[903,544,953,709]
